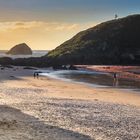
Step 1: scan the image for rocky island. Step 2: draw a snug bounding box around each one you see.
[7,43,32,55]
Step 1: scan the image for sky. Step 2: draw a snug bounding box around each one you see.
[0,0,140,50]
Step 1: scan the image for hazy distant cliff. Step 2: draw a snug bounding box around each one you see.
[46,15,140,65]
[7,43,32,55]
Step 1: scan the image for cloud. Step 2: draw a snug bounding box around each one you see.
[0,21,81,32]
[0,21,97,50]
[0,21,43,31]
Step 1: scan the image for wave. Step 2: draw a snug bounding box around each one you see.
[0,50,47,59]
[40,69,140,90]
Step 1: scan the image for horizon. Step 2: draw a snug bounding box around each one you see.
[0,14,139,52]
[0,0,140,50]
[0,49,50,51]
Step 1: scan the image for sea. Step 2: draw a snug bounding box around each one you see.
[40,69,140,90]
[0,50,47,59]
[0,50,140,90]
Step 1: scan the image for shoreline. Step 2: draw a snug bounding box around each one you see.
[41,71,140,95]
[0,66,140,106]
[38,76,140,107]
[76,65,140,82]
[40,68,140,96]
[0,66,140,139]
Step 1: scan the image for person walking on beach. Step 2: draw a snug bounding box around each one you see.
[33,72,36,79]
[33,72,40,79]
[36,73,39,79]
[113,72,118,86]
[114,73,117,80]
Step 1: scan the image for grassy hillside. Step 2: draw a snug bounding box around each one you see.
[46,15,140,65]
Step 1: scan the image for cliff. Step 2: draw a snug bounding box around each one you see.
[46,15,140,65]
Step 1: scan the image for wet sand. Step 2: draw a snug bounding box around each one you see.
[76,65,140,81]
[0,66,140,140]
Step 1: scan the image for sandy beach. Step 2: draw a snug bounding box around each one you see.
[0,66,140,140]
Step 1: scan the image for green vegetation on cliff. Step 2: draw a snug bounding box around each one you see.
[47,15,140,65]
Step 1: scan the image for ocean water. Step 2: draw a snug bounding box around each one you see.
[0,50,48,59]
[40,70,140,90]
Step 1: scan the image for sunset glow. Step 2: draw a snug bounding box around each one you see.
[0,0,140,50]
[0,21,95,50]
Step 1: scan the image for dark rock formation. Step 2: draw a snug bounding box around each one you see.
[7,43,32,55]
[0,57,13,66]
[46,14,140,65]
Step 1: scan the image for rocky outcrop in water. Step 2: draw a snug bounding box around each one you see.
[7,43,32,55]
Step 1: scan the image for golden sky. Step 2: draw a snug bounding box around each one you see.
[0,21,97,50]
[0,0,139,50]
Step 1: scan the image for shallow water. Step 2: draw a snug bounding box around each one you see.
[41,70,140,90]
[0,50,47,59]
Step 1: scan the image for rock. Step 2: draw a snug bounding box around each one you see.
[7,43,32,55]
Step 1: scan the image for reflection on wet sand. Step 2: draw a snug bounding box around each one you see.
[42,70,140,90]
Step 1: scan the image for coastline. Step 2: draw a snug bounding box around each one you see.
[0,66,140,139]
[76,65,140,82]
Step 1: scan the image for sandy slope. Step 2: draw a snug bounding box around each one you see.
[0,67,140,140]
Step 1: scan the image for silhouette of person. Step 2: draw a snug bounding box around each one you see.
[114,73,117,79]
[36,73,39,79]
[115,14,118,19]
[33,72,36,79]
[113,73,118,86]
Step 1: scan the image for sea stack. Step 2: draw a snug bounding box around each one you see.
[7,43,32,55]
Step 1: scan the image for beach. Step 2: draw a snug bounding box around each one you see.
[0,66,140,140]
